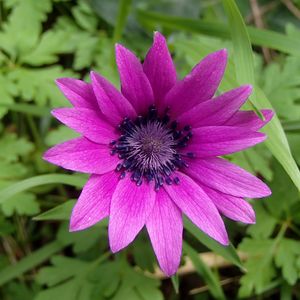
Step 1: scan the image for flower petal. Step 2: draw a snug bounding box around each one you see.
[52,108,117,144]
[90,71,136,126]
[164,172,229,245]
[43,137,118,174]
[161,49,227,117]
[201,185,255,224]
[109,178,155,252]
[56,78,98,109]
[115,44,154,114]
[146,189,183,276]
[184,157,271,198]
[177,85,252,128]
[185,126,266,157]
[225,109,274,130]
[70,172,118,231]
[143,32,177,105]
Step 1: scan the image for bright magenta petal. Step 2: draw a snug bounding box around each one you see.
[185,126,266,157]
[52,108,117,144]
[70,172,118,231]
[108,178,155,252]
[90,71,136,126]
[177,85,252,127]
[43,137,118,174]
[164,172,229,245]
[146,189,183,276]
[184,157,271,198]
[56,78,97,109]
[225,109,274,130]
[161,49,227,117]
[202,186,255,224]
[143,32,177,105]
[115,44,154,114]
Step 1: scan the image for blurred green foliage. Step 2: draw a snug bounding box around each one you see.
[0,0,300,299]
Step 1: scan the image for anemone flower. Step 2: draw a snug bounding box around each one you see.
[43,32,273,276]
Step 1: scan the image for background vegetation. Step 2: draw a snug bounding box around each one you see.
[0,0,300,299]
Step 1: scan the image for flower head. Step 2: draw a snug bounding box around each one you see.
[44,32,273,276]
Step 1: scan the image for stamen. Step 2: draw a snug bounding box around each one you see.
[110,105,194,190]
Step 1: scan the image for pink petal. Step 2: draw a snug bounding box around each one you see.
[43,137,119,174]
[146,189,183,276]
[52,108,117,144]
[184,157,271,198]
[143,32,177,105]
[108,178,155,252]
[225,109,274,130]
[115,44,154,114]
[177,85,252,128]
[161,49,227,118]
[201,185,255,224]
[185,126,266,157]
[70,172,118,231]
[90,71,136,127]
[164,172,229,245]
[56,78,98,109]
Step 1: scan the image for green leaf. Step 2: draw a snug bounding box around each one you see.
[171,274,179,294]
[184,218,243,269]
[229,144,273,181]
[275,239,300,285]
[0,133,33,163]
[264,161,299,219]
[0,174,86,205]
[33,200,75,221]
[259,56,300,122]
[0,74,15,119]
[20,30,72,65]
[72,1,98,32]
[36,256,89,287]
[45,125,79,146]
[56,223,103,253]
[0,162,28,180]
[7,66,76,107]
[0,0,52,59]
[1,192,40,216]
[238,238,276,297]
[34,280,80,300]
[247,202,277,239]
[183,242,225,300]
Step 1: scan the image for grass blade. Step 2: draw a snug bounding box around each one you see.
[0,240,70,286]
[136,9,300,56]
[0,174,86,205]
[183,242,225,300]
[184,219,243,270]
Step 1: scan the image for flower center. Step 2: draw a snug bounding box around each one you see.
[110,105,194,190]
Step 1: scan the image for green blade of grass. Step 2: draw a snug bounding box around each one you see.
[0,240,70,286]
[183,242,225,300]
[184,219,243,270]
[222,0,300,191]
[0,174,86,205]
[0,103,50,117]
[136,9,300,56]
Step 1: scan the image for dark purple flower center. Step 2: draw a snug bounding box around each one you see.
[110,105,194,190]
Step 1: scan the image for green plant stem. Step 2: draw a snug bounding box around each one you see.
[26,115,43,149]
[111,0,132,65]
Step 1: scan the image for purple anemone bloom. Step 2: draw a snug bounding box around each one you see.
[43,32,273,276]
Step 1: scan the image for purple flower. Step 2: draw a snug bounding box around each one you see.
[44,32,273,276]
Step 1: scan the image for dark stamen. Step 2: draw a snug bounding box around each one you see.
[110,105,194,190]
